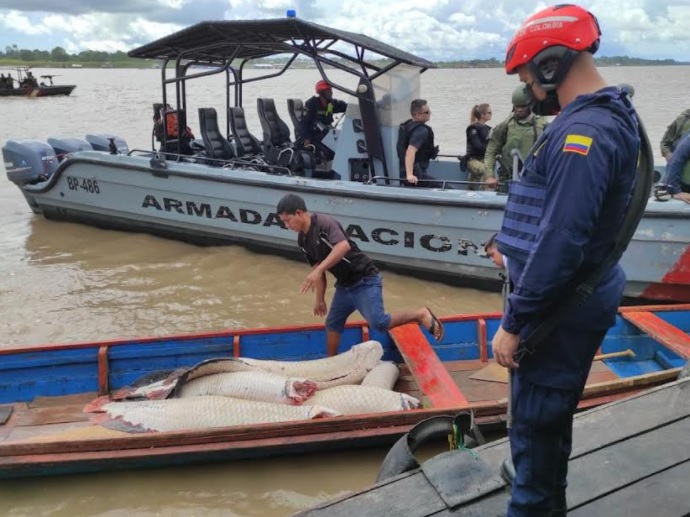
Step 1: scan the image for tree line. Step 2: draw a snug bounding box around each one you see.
[1,45,686,68]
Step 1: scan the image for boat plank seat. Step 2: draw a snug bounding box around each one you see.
[228,106,262,157]
[622,311,690,358]
[389,324,469,408]
[198,107,235,161]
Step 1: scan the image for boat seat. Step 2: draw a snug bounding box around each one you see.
[257,98,292,149]
[228,106,262,157]
[287,98,304,141]
[198,107,235,162]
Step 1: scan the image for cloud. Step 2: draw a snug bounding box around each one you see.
[0,0,688,60]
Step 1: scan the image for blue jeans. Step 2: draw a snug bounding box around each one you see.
[325,273,391,333]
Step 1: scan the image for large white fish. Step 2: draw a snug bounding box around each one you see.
[88,395,341,432]
[113,340,384,400]
[308,385,420,415]
[360,361,400,390]
[177,371,317,405]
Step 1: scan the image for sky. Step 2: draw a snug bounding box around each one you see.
[0,0,689,62]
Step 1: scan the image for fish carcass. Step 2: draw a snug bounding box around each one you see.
[308,385,420,415]
[177,371,317,405]
[113,340,384,400]
[89,395,342,432]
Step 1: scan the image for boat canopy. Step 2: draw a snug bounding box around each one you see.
[127,18,436,72]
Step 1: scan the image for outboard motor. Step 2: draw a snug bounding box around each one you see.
[47,137,92,162]
[2,139,59,186]
[85,134,129,154]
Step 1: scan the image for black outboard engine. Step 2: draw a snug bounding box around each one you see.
[2,139,59,186]
[47,137,92,162]
[85,134,129,154]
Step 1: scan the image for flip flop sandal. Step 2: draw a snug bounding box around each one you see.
[426,307,445,343]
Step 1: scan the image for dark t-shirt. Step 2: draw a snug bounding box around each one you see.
[409,125,430,151]
[298,213,378,286]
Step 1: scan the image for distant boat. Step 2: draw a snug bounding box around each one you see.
[0,66,76,97]
[70,64,82,68]
[253,63,277,69]
[101,62,113,69]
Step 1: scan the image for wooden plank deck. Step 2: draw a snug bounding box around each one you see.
[389,324,469,408]
[296,378,690,516]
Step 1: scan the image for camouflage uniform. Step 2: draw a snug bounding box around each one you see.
[484,113,548,182]
[660,109,690,159]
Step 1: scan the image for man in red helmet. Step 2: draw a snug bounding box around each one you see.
[491,5,641,516]
[299,80,347,152]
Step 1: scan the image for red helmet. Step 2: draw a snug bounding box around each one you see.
[505,4,601,83]
[315,80,331,93]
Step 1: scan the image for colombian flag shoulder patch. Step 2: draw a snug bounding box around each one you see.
[562,134,593,155]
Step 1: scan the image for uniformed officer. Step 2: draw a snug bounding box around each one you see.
[483,85,548,186]
[660,107,690,162]
[491,5,641,516]
[299,80,347,149]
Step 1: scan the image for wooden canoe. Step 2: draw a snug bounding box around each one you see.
[0,303,689,479]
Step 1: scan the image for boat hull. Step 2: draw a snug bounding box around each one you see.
[0,304,688,479]
[0,85,76,97]
[18,151,690,301]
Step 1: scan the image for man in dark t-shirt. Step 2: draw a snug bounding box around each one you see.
[277,194,444,356]
[398,99,442,188]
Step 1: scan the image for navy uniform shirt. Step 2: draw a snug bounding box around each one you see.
[496,87,639,389]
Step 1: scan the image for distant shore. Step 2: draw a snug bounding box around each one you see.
[0,56,687,70]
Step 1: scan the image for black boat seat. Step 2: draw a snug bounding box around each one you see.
[257,98,292,148]
[198,107,235,161]
[257,97,320,176]
[228,107,262,157]
[287,98,304,141]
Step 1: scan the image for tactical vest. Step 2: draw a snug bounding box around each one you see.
[497,96,638,263]
[397,120,436,170]
[503,114,547,164]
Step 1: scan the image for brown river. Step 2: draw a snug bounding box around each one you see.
[1,66,688,515]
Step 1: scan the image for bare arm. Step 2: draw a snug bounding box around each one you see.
[405,146,418,184]
[300,241,351,294]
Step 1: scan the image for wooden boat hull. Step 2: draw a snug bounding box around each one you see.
[0,305,689,479]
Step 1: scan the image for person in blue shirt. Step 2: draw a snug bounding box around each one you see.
[493,5,641,516]
[663,132,690,203]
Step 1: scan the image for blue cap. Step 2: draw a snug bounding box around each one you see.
[286,9,296,18]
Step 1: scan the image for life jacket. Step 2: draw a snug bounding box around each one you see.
[165,111,181,138]
[396,120,436,171]
[497,91,638,264]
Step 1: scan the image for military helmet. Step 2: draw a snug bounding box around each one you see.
[505,4,601,89]
[511,85,530,107]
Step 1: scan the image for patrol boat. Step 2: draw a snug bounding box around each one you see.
[2,14,690,301]
[0,66,76,97]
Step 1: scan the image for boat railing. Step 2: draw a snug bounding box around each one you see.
[128,148,293,176]
[366,175,508,193]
